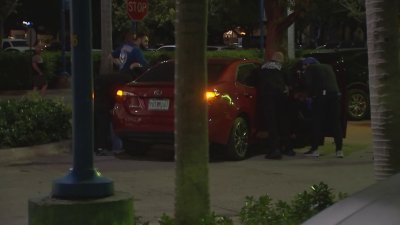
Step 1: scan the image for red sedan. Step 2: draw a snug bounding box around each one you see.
[111,58,262,160]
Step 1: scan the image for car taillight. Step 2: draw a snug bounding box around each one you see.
[115,89,133,100]
[115,90,143,111]
[205,90,220,101]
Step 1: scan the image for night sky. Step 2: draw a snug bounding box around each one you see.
[5,0,101,47]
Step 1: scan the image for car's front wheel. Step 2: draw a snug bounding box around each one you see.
[225,117,249,160]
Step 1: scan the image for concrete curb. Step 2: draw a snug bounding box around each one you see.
[0,140,72,165]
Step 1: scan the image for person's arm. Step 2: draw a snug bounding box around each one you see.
[133,48,149,67]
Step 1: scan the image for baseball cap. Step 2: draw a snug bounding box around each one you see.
[302,57,318,65]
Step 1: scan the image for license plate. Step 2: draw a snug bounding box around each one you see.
[148,99,170,110]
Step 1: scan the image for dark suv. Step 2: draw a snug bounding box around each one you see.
[304,48,369,120]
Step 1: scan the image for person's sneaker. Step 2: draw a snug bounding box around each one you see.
[303,149,319,157]
[336,150,344,158]
[282,148,296,156]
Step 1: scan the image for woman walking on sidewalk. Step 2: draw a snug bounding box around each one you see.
[31,42,48,95]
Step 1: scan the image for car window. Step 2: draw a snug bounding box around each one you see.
[2,42,10,48]
[136,62,175,82]
[236,63,258,87]
[136,61,227,83]
[12,41,28,47]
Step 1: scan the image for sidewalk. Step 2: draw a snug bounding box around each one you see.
[0,121,375,225]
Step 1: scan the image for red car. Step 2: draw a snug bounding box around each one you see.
[111,57,347,160]
[111,58,262,160]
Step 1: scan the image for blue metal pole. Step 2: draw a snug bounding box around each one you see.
[60,0,69,76]
[259,0,265,54]
[131,20,137,34]
[52,0,114,199]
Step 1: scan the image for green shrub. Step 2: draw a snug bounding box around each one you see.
[155,212,233,225]
[133,183,345,225]
[0,52,33,90]
[239,182,345,225]
[0,92,72,148]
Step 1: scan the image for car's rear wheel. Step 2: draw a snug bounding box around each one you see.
[347,89,369,121]
[225,117,249,160]
[122,140,148,156]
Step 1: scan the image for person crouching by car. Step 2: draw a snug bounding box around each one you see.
[301,57,344,158]
[257,51,295,159]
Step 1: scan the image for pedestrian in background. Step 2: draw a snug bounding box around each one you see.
[301,57,344,158]
[31,41,48,95]
[257,51,294,159]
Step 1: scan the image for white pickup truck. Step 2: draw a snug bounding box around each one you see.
[1,38,32,53]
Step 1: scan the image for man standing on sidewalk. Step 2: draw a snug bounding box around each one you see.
[301,57,344,158]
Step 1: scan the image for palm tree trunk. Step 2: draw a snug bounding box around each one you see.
[365,0,400,180]
[175,0,210,224]
[100,0,113,74]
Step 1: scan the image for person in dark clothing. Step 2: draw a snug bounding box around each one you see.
[94,72,132,155]
[257,52,295,159]
[111,31,149,78]
[301,57,344,158]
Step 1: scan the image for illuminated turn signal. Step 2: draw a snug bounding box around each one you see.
[116,90,123,97]
[205,91,219,100]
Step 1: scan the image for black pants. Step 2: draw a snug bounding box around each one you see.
[94,106,112,150]
[261,94,290,153]
[310,94,343,151]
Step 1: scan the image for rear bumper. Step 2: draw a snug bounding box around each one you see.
[116,130,174,144]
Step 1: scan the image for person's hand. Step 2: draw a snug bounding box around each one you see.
[129,62,142,70]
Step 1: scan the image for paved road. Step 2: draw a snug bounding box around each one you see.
[0,120,375,225]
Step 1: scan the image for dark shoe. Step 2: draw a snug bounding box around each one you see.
[265,150,282,160]
[303,149,319,157]
[282,148,296,156]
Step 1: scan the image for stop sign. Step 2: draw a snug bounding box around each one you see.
[126,0,148,21]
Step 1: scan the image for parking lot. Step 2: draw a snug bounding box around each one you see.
[0,120,375,225]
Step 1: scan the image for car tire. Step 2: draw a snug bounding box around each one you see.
[122,140,148,156]
[225,117,249,160]
[347,89,370,121]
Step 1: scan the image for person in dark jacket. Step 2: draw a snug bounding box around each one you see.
[257,52,295,159]
[301,57,344,158]
[111,31,149,78]
[94,72,132,156]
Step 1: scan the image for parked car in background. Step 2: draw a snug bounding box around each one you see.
[1,38,32,53]
[155,45,238,52]
[155,45,176,52]
[111,57,348,160]
[304,48,369,121]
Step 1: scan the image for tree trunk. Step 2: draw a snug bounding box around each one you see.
[365,0,400,180]
[175,0,210,224]
[99,0,113,74]
[263,0,304,60]
[0,18,4,41]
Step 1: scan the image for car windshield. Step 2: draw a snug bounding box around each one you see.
[136,61,227,83]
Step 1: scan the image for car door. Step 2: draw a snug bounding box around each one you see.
[234,62,260,139]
